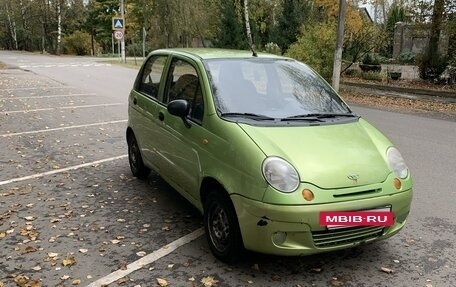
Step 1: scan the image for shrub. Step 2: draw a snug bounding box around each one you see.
[361,71,383,81]
[397,52,416,64]
[417,52,448,81]
[264,42,281,55]
[286,22,336,80]
[62,31,96,55]
[362,53,380,65]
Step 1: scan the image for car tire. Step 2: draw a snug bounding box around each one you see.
[127,133,150,179]
[204,190,244,263]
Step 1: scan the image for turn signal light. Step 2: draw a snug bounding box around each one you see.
[302,189,314,201]
[393,178,402,190]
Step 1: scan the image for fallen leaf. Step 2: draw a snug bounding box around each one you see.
[79,249,88,253]
[0,232,6,239]
[48,252,59,258]
[271,274,281,281]
[330,278,344,287]
[201,276,219,287]
[111,239,120,244]
[119,263,127,270]
[380,267,394,274]
[24,216,36,221]
[161,226,170,231]
[23,246,37,254]
[63,256,76,267]
[72,279,81,285]
[61,275,70,280]
[136,251,146,257]
[156,278,168,286]
[14,275,29,286]
[32,265,42,271]
[116,278,126,284]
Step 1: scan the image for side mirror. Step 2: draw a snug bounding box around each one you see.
[167,99,191,128]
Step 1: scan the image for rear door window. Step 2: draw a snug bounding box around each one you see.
[138,55,167,99]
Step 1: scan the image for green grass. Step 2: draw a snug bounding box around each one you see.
[104,58,144,69]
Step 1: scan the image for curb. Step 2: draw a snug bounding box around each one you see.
[341,81,456,99]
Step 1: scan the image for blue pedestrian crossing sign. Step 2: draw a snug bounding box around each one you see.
[112,17,124,30]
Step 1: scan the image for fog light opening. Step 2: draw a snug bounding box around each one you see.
[272,232,287,245]
[302,189,314,201]
[393,178,402,190]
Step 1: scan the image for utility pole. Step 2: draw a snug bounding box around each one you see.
[120,0,126,63]
[331,0,347,93]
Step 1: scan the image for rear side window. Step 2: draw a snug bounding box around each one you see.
[138,55,167,98]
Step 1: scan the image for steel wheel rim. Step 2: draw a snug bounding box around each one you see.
[129,140,139,171]
[208,203,230,253]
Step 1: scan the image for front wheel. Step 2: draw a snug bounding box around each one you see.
[127,133,150,179]
[203,191,244,263]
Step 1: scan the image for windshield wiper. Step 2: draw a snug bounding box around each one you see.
[220,112,276,121]
[281,113,357,121]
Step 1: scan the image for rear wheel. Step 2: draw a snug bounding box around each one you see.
[128,133,150,179]
[204,191,244,263]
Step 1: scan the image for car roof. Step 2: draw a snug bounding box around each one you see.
[151,48,291,61]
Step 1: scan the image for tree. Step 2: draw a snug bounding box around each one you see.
[271,0,313,53]
[418,0,447,80]
[215,0,247,49]
[287,22,336,80]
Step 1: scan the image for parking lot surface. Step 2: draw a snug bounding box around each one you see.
[1,52,456,287]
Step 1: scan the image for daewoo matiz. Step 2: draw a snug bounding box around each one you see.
[126,48,413,262]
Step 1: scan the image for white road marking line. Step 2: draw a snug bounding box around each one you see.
[0,103,124,114]
[0,119,127,137]
[0,86,70,91]
[0,93,96,100]
[85,228,205,287]
[18,62,112,69]
[0,155,127,186]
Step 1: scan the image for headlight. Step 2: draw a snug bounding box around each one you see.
[387,147,408,179]
[262,157,300,192]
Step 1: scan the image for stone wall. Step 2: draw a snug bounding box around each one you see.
[393,22,449,58]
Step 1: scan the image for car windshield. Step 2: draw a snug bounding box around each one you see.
[203,58,351,120]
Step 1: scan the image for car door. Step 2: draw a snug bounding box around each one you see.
[129,54,169,172]
[155,56,207,201]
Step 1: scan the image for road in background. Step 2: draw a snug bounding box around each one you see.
[1,51,455,287]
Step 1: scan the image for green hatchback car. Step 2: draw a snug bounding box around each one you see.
[126,48,413,262]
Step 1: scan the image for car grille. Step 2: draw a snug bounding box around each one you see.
[312,226,384,248]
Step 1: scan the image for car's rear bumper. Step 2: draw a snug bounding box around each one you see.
[231,188,412,256]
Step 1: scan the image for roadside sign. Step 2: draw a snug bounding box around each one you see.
[112,17,124,30]
[114,30,124,40]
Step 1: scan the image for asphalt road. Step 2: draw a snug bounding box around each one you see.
[0,51,455,287]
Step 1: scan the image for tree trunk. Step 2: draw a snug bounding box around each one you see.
[5,1,18,50]
[56,0,62,55]
[331,0,346,92]
[19,0,30,50]
[244,0,254,49]
[428,0,445,56]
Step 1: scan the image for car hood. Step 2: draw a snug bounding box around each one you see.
[238,120,391,189]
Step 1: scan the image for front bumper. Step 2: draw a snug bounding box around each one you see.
[231,188,412,256]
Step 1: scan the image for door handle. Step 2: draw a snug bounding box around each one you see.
[133,98,137,105]
[158,111,165,121]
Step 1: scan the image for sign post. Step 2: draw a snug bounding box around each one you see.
[112,0,125,63]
